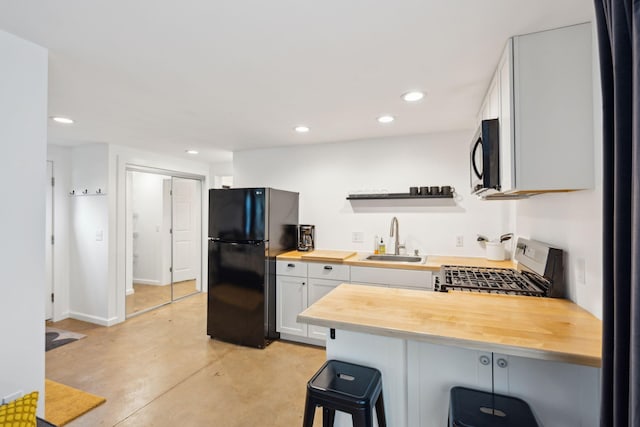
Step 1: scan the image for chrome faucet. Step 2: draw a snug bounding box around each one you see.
[389,216,402,255]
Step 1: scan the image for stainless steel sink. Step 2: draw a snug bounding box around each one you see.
[365,254,424,263]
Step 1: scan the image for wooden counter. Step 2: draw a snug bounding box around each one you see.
[298,284,602,367]
[278,250,517,271]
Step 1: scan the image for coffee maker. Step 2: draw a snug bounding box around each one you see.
[297,225,315,252]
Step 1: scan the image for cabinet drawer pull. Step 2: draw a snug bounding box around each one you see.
[496,358,508,368]
[324,266,333,270]
[287,263,295,268]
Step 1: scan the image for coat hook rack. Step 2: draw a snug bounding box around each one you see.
[68,188,107,196]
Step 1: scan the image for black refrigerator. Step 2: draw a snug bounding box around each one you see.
[207,188,299,348]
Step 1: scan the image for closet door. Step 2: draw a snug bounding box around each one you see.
[126,170,172,317]
[171,177,202,300]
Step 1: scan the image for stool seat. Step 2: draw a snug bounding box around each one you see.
[303,360,386,427]
[449,386,539,427]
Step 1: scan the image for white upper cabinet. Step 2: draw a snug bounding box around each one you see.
[480,23,594,197]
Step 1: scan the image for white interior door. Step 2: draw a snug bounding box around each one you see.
[45,161,53,319]
[171,177,201,295]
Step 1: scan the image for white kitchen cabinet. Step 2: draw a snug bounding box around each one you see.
[277,261,348,345]
[276,275,307,337]
[479,23,594,197]
[307,278,341,340]
[492,352,600,427]
[276,260,308,278]
[407,341,599,427]
[350,266,432,290]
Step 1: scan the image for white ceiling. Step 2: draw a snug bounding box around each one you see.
[0,0,593,163]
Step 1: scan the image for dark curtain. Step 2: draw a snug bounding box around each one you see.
[594,0,640,425]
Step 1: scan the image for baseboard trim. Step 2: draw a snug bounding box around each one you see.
[279,333,325,348]
[126,288,135,296]
[69,311,119,327]
[132,278,162,286]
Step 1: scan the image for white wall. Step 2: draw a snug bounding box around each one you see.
[234,126,603,318]
[210,161,234,189]
[47,145,72,321]
[69,144,112,324]
[45,144,210,326]
[0,29,47,413]
[234,131,511,256]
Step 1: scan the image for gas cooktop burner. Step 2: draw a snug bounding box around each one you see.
[436,238,565,298]
[437,266,549,296]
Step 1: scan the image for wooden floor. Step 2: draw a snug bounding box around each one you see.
[125,280,199,316]
[47,294,327,426]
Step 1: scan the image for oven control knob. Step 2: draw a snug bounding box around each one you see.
[479,355,491,366]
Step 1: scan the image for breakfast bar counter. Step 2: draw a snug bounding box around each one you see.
[298,284,602,367]
[298,284,602,427]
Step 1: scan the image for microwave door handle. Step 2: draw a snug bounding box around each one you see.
[471,138,483,179]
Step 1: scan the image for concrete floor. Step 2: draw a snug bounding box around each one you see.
[46,293,327,426]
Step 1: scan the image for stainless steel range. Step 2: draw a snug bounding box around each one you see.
[436,238,565,298]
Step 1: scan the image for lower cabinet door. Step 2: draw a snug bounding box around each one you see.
[307,278,341,341]
[493,353,600,427]
[276,275,307,337]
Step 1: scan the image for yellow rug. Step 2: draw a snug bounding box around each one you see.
[45,379,106,426]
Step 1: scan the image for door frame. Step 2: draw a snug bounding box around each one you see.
[45,160,54,320]
[122,164,206,319]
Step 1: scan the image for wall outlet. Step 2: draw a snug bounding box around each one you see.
[455,235,464,247]
[2,390,23,404]
[352,232,364,243]
[95,230,103,241]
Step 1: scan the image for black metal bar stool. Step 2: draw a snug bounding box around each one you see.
[449,386,539,427]
[302,359,386,427]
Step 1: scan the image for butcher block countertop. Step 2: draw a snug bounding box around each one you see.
[297,284,602,368]
[278,250,516,271]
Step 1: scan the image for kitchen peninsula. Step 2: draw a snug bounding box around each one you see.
[297,283,602,427]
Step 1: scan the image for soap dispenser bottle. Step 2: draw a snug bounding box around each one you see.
[379,238,386,255]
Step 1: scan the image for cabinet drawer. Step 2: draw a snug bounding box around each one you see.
[276,260,308,278]
[350,266,430,288]
[308,263,350,281]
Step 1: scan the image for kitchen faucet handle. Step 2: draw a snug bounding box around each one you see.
[398,242,407,255]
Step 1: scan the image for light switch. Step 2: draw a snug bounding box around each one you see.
[96,230,103,241]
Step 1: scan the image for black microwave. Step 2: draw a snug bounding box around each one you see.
[470,118,500,195]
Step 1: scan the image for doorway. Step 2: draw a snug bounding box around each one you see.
[125,169,203,317]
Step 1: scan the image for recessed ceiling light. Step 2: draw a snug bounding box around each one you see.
[294,125,310,133]
[377,115,395,124]
[402,91,425,102]
[51,116,74,124]
[185,150,199,155]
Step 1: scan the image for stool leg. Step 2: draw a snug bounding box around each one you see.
[302,393,316,427]
[351,409,369,427]
[323,407,335,427]
[375,392,387,427]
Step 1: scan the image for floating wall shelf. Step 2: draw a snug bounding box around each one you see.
[346,193,454,200]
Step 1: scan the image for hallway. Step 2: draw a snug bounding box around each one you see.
[46,293,326,426]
